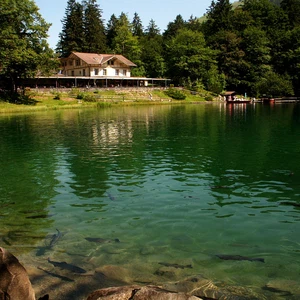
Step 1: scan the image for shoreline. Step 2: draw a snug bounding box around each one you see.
[0,100,213,115]
[0,88,214,114]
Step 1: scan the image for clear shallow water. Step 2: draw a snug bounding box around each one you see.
[1,103,300,299]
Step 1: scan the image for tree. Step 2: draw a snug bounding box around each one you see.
[241,26,271,94]
[272,26,300,94]
[112,13,145,76]
[0,0,57,93]
[203,0,233,37]
[163,15,186,39]
[242,0,287,35]
[131,12,144,37]
[255,71,294,97]
[106,14,118,50]
[208,30,248,92]
[57,0,85,57]
[186,15,203,32]
[82,0,107,53]
[205,65,226,94]
[281,0,300,28]
[141,20,165,78]
[145,19,161,38]
[165,28,217,86]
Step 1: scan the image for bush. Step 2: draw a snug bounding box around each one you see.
[53,92,61,100]
[69,88,80,96]
[164,88,186,100]
[83,94,97,102]
[205,95,214,101]
[76,92,85,100]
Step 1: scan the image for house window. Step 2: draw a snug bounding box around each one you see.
[108,60,114,66]
[83,69,86,76]
[76,59,80,66]
[103,69,107,76]
[71,71,74,76]
[123,70,127,76]
[95,68,99,75]
[69,60,73,66]
[115,69,119,76]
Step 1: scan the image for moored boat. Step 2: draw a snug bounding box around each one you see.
[226,99,251,104]
[221,91,251,103]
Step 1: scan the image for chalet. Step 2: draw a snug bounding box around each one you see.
[60,52,137,78]
[16,52,170,89]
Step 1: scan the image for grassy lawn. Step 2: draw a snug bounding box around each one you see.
[0,88,212,114]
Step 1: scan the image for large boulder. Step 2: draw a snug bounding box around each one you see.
[86,285,201,300]
[0,247,36,300]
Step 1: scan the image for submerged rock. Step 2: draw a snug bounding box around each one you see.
[86,285,200,300]
[0,247,36,300]
[264,279,300,298]
[163,275,264,300]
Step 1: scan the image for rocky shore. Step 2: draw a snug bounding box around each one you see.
[1,247,299,299]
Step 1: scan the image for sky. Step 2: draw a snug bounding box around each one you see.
[34,0,234,49]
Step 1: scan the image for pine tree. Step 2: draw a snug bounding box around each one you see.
[83,0,107,53]
[132,12,144,37]
[141,19,165,77]
[111,12,132,54]
[163,15,186,39]
[112,13,145,76]
[57,0,85,57]
[203,0,233,37]
[145,19,161,38]
[106,14,118,50]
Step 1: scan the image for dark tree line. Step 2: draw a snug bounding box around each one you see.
[1,0,300,97]
[56,0,300,96]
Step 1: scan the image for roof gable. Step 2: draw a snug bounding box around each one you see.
[68,52,137,67]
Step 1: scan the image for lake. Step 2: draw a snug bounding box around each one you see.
[1,103,300,299]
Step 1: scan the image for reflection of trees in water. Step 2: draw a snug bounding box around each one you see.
[0,115,60,253]
[1,104,300,252]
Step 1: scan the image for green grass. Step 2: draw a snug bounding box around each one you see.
[0,88,213,114]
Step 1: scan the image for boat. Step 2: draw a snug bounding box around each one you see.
[221,91,251,104]
[226,99,251,104]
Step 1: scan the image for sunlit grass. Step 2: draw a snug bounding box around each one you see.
[0,88,210,114]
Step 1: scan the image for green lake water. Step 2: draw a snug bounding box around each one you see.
[1,103,300,299]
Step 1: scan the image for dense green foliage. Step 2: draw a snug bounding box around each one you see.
[0,0,57,93]
[1,0,300,97]
[164,88,186,100]
[55,0,300,97]
[57,0,107,56]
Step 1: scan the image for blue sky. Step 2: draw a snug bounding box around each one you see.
[34,0,233,49]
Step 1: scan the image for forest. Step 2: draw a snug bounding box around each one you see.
[1,0,300,97]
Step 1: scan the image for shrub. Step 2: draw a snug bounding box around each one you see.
[83,94,97,102]
[164,88,186,100]
[53,92,61,100]
[76,92,85,100]
[205,95,214,101]
[69,88,80,96]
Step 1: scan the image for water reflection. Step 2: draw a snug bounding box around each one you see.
[1,104,300,299]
